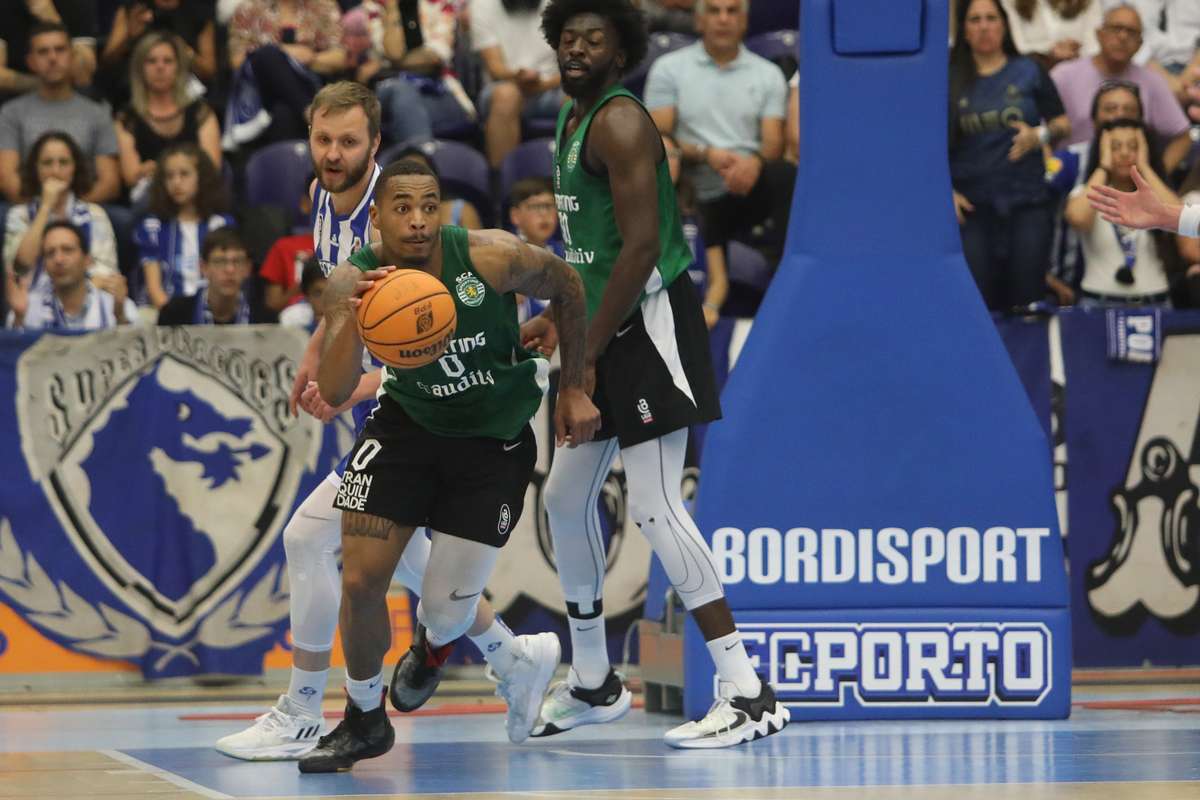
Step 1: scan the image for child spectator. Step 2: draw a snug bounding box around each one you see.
[259,174,318,312]
[157,227,272,324]
[278,257,326,331]
[6,222,136,330]
[134,142,233,308]
[3,131,118,297]
[507,176,562,322]
[1064,118,1180,306]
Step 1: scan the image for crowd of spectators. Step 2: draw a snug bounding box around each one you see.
[953,0,1200,310]
[1,0,1198,337]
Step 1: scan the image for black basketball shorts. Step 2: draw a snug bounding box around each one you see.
[592,275,722,448]
[333,395,537,547]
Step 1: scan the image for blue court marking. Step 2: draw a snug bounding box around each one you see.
[115,713,1200,797]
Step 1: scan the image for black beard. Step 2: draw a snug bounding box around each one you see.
[560,66,611,99]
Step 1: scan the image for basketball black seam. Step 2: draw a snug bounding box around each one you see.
[360,290,449,331]
[362,316,456,347]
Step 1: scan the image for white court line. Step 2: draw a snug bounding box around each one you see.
[546,747,1200,761]
[100,748,233,800]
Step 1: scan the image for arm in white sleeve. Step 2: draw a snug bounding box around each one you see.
[1179,203,1200,238]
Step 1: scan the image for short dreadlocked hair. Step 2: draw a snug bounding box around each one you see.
[540,0,649,75]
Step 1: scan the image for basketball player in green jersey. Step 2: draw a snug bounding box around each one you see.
[302,159,599,773]
[522,0,790,749]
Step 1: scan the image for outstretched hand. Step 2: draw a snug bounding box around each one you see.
[1087,165,1175,231]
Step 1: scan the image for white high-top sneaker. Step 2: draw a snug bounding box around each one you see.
[214,694,323,760]
[487,632,561,744]
[663,679,789,749]
[530,666,632,737]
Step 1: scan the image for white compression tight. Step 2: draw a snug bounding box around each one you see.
[414,531,498,646]
[283,475,431,652]
[543,428,725,618]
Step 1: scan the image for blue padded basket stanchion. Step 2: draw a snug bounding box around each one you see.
[686,0,1071,721]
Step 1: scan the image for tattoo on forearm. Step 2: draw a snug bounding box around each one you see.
[320,265,359,358]
[342,512,395,540]
[509,246,588,388]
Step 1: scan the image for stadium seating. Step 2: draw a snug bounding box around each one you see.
[622,32,697,99]
[746,30,799,79]
[379,139,495,227]
[498,138,556,219]
[244,140,311,228]
[746,2,799,37]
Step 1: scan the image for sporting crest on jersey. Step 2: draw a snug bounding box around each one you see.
[565,140,581,173]
[4,327,321,674]
[456,272,486,307]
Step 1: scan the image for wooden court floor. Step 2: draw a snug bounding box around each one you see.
[1,678,1197,799]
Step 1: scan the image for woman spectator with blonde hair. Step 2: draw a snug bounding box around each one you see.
[116,32,222,203]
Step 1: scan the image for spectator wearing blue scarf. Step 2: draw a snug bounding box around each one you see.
[134,142,234,309]
[157,228,270,325]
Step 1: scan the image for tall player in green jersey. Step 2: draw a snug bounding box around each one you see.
[524,0,789,749]
[302,159,599,773]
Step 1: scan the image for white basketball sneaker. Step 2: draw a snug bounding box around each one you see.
[487,632,561,744]
[663,679,789,749]
[214,694,324,760]
[530,666,632,737]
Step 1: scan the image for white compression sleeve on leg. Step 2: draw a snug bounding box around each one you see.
[283,477,343,651]
[392,527,431,596]
[543,439,620,615]
[416,531,499,647]
[543,438,620,687]
[621,429,725,611]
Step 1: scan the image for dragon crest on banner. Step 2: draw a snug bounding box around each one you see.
[4,327,321,675]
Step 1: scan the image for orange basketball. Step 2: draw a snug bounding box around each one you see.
[356,268,457,369]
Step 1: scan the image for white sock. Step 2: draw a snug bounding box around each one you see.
[468,616,519,677]
[286,665,327,718]
[567,614,610,689]
[345,670,384,712]
[706,632,762,699]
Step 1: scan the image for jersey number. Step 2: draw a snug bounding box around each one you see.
[558,212,572,247]
[438,353,466,378]
[351,438,382,471]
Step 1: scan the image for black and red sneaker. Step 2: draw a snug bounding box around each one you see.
[389,623,455,712]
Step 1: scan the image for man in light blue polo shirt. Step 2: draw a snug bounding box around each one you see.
[644,0,793,304]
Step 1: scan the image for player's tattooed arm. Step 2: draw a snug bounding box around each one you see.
[317,251,391,407]
[468,230,588,391]
[470,229,599,446]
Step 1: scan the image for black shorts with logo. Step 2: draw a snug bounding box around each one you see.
[593,276,722,448]
[333,395,537,547]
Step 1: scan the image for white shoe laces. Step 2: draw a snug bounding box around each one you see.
[251,703,293,734]
[692,697,739,737]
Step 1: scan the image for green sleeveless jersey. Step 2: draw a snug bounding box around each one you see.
[348,226,548,440]
[553,85,693,319]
